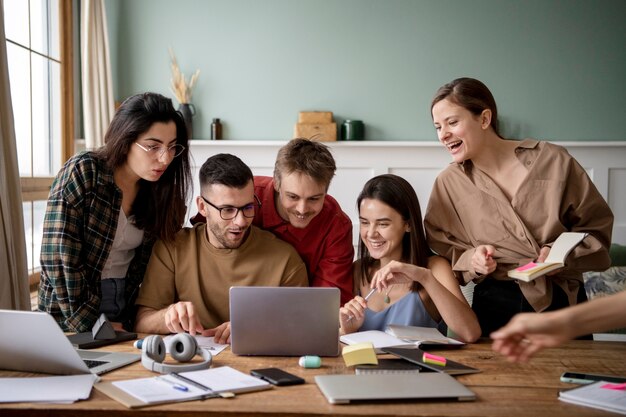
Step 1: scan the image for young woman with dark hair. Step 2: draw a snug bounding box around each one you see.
[38,92,192,333]
[339,174,480,342]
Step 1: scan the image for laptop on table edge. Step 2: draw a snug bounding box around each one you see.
[0,309,140,375]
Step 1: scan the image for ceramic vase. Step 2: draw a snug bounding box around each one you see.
[178,103,196,139]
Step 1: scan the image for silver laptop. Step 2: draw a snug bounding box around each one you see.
[315,373,476,404]
[0,309,140,375]
[230,287,340,356]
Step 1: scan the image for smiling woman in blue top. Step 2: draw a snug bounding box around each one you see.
[339,174,481,343]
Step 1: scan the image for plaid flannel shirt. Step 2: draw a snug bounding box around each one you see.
[38,152,155,332]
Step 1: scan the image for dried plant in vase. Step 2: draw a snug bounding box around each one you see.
[169,48,200,138]
[169,48,200,104]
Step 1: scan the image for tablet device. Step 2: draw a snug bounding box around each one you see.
[382,347,481,375]
[67,330,137,349]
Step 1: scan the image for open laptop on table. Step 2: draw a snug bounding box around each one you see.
[229,287,340,356]
[0,309,140,375]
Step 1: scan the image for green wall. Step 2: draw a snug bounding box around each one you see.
[106,0,626,141]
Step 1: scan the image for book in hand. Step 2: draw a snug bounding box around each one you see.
[558,380,626,414]
[95,366,271,408]
[507,232,588,282]
[355,359,422,375]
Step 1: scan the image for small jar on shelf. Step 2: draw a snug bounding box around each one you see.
[211,118,223,140]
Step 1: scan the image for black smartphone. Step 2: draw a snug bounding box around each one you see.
[250,368,305,386]
[560,372,626,385]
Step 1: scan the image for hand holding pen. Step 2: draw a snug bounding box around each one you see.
[339,288,376,333]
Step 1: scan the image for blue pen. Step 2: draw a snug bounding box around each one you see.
[159,377,189,392]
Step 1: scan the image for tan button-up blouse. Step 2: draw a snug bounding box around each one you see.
[424,139,613,312]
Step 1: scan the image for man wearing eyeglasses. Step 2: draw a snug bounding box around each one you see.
[134,153,308,343]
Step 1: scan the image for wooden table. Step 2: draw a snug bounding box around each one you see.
[1,338,625,416]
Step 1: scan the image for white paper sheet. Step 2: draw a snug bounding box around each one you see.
[163,334,228,355]
[0,374,98,403]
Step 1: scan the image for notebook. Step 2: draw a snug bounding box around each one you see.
[96,366,272,408]
[0,309,140,375]
[315,373,476,404]
[229,287,340,356]
[559,380,626,414]
[507,232,587,282]
[382,347,481,375]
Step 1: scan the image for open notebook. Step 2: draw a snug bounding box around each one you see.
[96,366,272,408]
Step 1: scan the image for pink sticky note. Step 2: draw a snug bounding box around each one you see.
[601,383,626,391]
[516,262,538,272]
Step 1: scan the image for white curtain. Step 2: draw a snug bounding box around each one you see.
[0,1,30,310]
[81,0,114,150]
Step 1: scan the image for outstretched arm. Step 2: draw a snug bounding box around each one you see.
[371,257,481,342]
[491,291,626,362]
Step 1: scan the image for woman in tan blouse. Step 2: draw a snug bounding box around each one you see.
[424,77,613,337]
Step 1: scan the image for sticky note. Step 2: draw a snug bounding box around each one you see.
[342,342,378,367]
[423,352,446,366]
[516,262,538,272]
[601,383,626,391]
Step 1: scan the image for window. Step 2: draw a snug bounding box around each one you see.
[3,0,73,294]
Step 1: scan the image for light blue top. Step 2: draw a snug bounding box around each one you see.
[359,291,441,332]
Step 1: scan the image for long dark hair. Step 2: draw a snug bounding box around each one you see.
[357,174,432,291]
[94,92,192,241]
[431,77,502,138]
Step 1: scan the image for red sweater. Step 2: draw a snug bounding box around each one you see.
[253,176,354,305]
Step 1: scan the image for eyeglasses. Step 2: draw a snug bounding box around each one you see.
[201,195,262,220]
[135,142,186,158]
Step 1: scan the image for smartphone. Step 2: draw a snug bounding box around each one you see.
[560,372,626,385]
[250,368,305,386]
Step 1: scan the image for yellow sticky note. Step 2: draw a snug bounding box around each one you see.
[342,342,378,367]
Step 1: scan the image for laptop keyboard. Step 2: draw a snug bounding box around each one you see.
[83,359,108,368]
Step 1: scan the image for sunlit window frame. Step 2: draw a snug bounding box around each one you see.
[13,1,74,290]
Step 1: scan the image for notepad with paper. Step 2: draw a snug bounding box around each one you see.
[507,232,588,282]
[559,380,626,414]
[340,327,463,353]
[95,366,271,408]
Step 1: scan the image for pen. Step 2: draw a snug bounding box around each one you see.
[346,288,377,322]
[158,377,189,392]
[169,372,220,399]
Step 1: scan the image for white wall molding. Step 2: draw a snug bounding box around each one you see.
[189,141,626,245]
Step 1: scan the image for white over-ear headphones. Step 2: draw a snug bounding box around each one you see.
[141,334,212,374]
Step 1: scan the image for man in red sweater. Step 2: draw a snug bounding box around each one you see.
[253,139,354,305]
